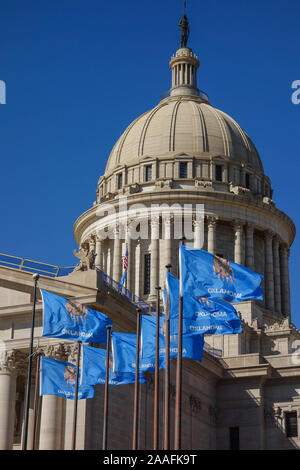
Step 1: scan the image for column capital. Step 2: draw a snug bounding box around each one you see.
[43,343,68,362]
[86,233,97,245]
[265,230,275,241]
[206,216,217,228]
[0,350,16,373]
[246,222,255,232]
[280,243,290,257]
[273,235,281,248]
[232,220,244,231]
[193,215,204,229]
[95,235,104,244]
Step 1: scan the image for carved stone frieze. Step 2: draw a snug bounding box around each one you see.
[155,179,174,190]
[195,179,212,189]
[229,183,251,196]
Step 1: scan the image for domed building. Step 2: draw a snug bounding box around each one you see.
[0,11,299,452]
[73,33,294,324]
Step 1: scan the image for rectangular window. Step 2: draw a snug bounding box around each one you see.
[229,427,240,450]
[215,165,223,182]
[117,173,123,189]
[145,165,152,182]
[286,412,298,438]
[179,162,188,179]
[144,254,151,295]
[245,173,250,189]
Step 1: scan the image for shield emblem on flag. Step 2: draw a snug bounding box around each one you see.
[66,300,88,324]
[213,255,235,284]
[64,365,76,386]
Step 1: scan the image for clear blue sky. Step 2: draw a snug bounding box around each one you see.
[0,1,299,326]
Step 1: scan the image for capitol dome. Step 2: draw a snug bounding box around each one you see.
[105,95,263,176]
[74,13,295,319]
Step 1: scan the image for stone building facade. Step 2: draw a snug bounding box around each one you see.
[0,18,299,450]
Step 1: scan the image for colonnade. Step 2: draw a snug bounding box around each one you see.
[87,216,291,317]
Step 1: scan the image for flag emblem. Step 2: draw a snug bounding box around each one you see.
[197,297,214,307]
[64,365,76,385]
[213,255,235,284]
[66,299,88,324]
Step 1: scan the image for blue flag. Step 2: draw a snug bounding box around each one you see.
[180,245,263,303]
[41,290,112,344]
[112,326,203,374]
[165,272,243,336]
[81,344,146,386]
[141,314,204,363]
[111,332,157,374]
[40,356,94,400]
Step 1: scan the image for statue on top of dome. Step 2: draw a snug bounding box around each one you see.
[178,13,190,48]
[178,1,190,48]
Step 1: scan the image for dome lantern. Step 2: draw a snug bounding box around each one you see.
[169,9,200,98]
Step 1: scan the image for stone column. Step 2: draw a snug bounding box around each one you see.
[89,235,96,255]
[95,237,103,269]
[39,345,65,450]
[233,221,244,265]
[264,231,275,311]
[245,223,255,271]
[39,396,63,450]
[135,240,142,297]
[113,226,122,283]
[207,217,217,255]
[126,223,133,292]
[0,351,16,450]
[273,237,282,314]
[280,244,291,319]
[194,218,203,249]
[164,216,172,269]
[150,216,160,299]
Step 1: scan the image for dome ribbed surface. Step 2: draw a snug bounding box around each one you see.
[105,97,263,175]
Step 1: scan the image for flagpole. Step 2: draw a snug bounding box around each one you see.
[22,273,39,451]
[164,264,172,450]
[132,309,141,450]
[103,325,112,450]
[71,340,82,451]
[174,238,185,450]
[31,352,41,450]
[153,286,161,450]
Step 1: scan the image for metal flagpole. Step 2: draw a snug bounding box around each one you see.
[31,352,41,450]
[164,264,172,450]
[132,309,142,450]
[71,340,82,451]
[174,238,185,450]
[22,273,40,451]
[103,325,112,450]
[153,286,161,450]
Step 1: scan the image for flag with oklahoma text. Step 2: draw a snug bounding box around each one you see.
[41,290,112,345]
[180,245,263,303]
[165,272,243,336]
[40,356,94,400]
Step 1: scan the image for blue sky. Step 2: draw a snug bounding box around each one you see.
[0,1,299,326]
